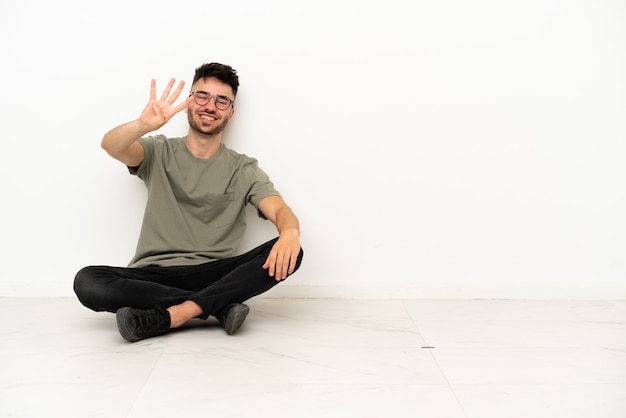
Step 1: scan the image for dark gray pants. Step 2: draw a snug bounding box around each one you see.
[73,238,303,319]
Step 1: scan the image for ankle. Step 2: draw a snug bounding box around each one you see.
[167,301,203,328]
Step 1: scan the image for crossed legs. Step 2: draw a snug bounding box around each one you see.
[74,238,304,341]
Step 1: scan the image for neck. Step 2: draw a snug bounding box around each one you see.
[186,131,222,159]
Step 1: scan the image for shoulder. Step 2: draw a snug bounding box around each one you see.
[221,145,259,167]
[139,135,186,154]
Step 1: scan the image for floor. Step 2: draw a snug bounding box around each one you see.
[1,298,625,418]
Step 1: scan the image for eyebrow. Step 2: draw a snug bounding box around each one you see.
[195,91,233,100]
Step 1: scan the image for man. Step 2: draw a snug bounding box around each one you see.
[74,63,303,343]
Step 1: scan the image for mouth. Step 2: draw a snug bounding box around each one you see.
[199,113,218,122]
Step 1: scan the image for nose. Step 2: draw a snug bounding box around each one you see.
[201,96,219,110]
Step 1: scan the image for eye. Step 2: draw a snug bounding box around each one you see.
[216,96,230,106]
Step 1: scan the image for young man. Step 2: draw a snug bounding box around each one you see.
[74,63,303,342]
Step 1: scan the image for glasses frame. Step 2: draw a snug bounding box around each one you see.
[189,91,235,110]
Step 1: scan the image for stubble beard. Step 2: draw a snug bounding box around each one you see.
[188,109,230,136]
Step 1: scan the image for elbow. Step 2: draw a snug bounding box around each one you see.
[101,135,114,155]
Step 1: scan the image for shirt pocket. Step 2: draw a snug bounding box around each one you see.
[201,193,235,229]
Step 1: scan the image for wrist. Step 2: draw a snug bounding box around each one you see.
[279,227,300,238]
[133,119,152,136]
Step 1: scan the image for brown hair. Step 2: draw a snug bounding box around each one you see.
[193,63,239,96]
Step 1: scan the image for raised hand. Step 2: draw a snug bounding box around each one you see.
[138,78,194,132]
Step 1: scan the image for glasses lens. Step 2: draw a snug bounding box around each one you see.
[192,92,209,105]
[192,92,231,109]
[215,97,231,110]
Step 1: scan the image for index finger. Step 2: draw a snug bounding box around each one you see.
[173,95,194,114]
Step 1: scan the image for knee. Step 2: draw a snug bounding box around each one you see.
[73,266,104,311]
[293,247,304,272]
[299,246,304,260]
[73,266,92,295]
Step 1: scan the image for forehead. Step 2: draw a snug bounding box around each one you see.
[192,77,234,97]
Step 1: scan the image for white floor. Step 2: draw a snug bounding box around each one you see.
[1,297,625,418]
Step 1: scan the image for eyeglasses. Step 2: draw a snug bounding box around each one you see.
[189,91,234,110]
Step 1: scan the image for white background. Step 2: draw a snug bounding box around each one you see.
[1,0,624,298]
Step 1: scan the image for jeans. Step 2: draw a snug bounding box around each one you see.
[73,238,304,319]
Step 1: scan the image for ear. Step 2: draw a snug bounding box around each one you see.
[184,95,193,114]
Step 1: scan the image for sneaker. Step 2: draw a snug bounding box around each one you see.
[218,303,250,335]
[116,306,171,342]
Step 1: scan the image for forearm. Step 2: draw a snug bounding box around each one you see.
[274,205,300,237]
[101,119,149,155]
[262,201,302,279]
[101,119,150,166]
[101,78,191,165]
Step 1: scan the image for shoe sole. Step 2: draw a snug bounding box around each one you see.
[224,304,250,335]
